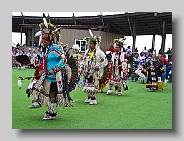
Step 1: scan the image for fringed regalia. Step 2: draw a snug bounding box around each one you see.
[106,51,128,95]
[106,38,128,95]
[79,29,108,104]
[28,44,78,105]
[24,13,78,120]
[80,48,108,104]
[143,57,164,91]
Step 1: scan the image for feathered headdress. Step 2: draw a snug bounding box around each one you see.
[114,36,126,47]
[34,13,61,46]
[83,29,101,49]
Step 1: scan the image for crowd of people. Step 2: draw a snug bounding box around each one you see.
[13,14,172,120]
[12,47,43,69]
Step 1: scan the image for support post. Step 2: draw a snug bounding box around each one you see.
[161,21,166,54]
[127,13,133,36]
[132,20,136,53]
[32,27,34,48]
[152,33,155,51]
[20,27,22,46]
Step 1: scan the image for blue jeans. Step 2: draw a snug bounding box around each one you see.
[166,66,172,78]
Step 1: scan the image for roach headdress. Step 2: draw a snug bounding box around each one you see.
[34,13,61,46]
[114,36,126,47]
[83,29,101,49]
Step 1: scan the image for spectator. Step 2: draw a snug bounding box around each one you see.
[126,46,132,54]
[131,53,139,82]
[33,42,38,47]
[15,49,22,56]
[166,47,172,54]
[158,52,169,82]
[139,52,146,66]
[108,45,114,53]
[16,43,20,48]
[148,49,153,57]
[142,47,148,54]
[166,62,172,81]
[26,49,32,61]
[166,47,172,63]
[158,52,169,67]
[135,47,138,53]
[22,51,26,55]
[29,41,32,46]
[145,52,150,60]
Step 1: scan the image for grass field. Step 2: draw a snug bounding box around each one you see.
[12,67,172,129]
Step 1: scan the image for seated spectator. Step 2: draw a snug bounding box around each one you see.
[166,62,172,81]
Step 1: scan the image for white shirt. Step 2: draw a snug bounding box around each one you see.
[142,49,148,53]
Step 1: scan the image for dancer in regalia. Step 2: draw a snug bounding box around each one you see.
[79,29,109,105]
[106,38,128,96]
[24,13,78,120]
[144,54,164,92]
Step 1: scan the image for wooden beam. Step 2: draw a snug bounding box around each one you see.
[19,24,110,29]
[109,23,127,35]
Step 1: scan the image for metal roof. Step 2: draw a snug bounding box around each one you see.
[12,12,172,36]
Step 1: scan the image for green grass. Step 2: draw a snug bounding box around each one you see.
[12,67,172,129]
